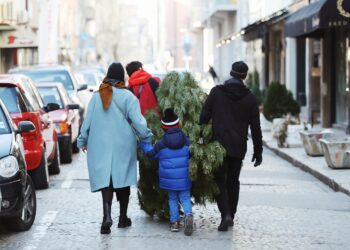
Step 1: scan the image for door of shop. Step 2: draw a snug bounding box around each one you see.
[334,30,348,126]
[0,48,17,74]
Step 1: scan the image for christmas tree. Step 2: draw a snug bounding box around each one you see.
[137,72,226,220]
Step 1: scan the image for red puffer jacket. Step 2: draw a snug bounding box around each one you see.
[128,69,159,115]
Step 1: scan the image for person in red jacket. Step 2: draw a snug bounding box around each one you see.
[126,61,159,115]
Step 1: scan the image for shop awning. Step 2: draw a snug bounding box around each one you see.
[285,0,350,38]
[215,8,288,47]
[242,9,289,42]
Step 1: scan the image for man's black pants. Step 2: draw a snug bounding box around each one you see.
[215,156,243,219]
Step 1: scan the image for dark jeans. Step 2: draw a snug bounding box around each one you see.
[214,156,243,219]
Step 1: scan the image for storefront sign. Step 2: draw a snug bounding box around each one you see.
[337,0,350,18]
[328,20,348,27]
[0,27,37,49]
[286,0,350,37]
[312,16,320,28]
[7,35,34,45]
[8,35,16,44]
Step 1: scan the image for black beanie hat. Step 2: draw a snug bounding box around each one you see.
[126,61,143,77]
[106,62,125,82]
[230,61,249,79]
[161,108,180,129]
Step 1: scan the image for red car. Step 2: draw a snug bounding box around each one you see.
[35,83,80,163]
[0,74,60,189]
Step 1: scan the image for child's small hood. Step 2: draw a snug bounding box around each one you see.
[163,128,187,149]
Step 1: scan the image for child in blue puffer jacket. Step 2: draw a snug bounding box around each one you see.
[140,108,193,236]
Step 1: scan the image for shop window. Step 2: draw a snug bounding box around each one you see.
[296,38,306,106]
[335,30,347,125]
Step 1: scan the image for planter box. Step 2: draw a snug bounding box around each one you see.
[286,125,309,148]
[299,130,333,156]
[272,118,309,148]
[319,138,350,169]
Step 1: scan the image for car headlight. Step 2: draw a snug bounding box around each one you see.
[0,156,19,178]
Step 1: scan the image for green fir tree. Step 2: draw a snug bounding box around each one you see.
[246,69,264,105]
[263,81,300,121]
[137,72,226,220]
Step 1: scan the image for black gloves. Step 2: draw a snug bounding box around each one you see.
[252,153,262,167]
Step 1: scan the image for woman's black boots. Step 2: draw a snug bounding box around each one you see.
[116,187,132,228]
[100,187,131,233]
[101,189,113,234]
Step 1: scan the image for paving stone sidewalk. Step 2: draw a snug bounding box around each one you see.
[260,115,350,196]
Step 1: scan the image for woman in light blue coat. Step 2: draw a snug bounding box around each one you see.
[77,62,152,234]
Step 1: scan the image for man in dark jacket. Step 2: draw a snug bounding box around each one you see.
[200,61,263,231]
[126,61,159,115]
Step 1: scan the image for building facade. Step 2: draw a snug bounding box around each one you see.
[199,0,350,132]
[191,0,242,79]
[285,0,350,131]
[0,0,39,73]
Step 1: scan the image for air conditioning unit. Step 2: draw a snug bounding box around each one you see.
[17,10,29,24]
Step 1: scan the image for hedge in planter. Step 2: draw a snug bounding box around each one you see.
[246,69,264,105]
[263,81,300,121]
[137,71,226,220]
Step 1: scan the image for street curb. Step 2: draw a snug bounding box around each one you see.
[263,140,350,197]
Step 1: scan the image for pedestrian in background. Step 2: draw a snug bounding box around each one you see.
[77,62,153,234]
[208,65,220,83]
[200,61,263,231]
[140,108,194,236]
[126,61,159,115]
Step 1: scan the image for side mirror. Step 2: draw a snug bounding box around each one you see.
[77,84,88,91]
[67,104,80,110]
[17,121,36,133]
[45,103,60,112]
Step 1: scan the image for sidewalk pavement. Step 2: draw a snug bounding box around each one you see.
[260,114,350,196]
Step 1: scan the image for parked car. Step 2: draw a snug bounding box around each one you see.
[35,83,80,163]
[0,99,37,231]
[75,69,104,105]
[76,65,106,75]
[76,69,104,92]
[9,65,88,123]
[0,74,60,189]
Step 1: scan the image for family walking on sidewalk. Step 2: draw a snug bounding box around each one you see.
[77,60,263,235]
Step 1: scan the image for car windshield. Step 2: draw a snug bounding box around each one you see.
[0,87,25,113]
[0,107,10,134]
[37,87,64,108]
[22,70,75,91]
[82,72,97,86]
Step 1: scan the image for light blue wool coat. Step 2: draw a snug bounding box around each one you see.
[77,88,153,192]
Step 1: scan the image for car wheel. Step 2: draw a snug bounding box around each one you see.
[6,175,37,232]
[72,139,80,154]
[49,142,60,175]
[60,135,73,164]
[30,151,49,189]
